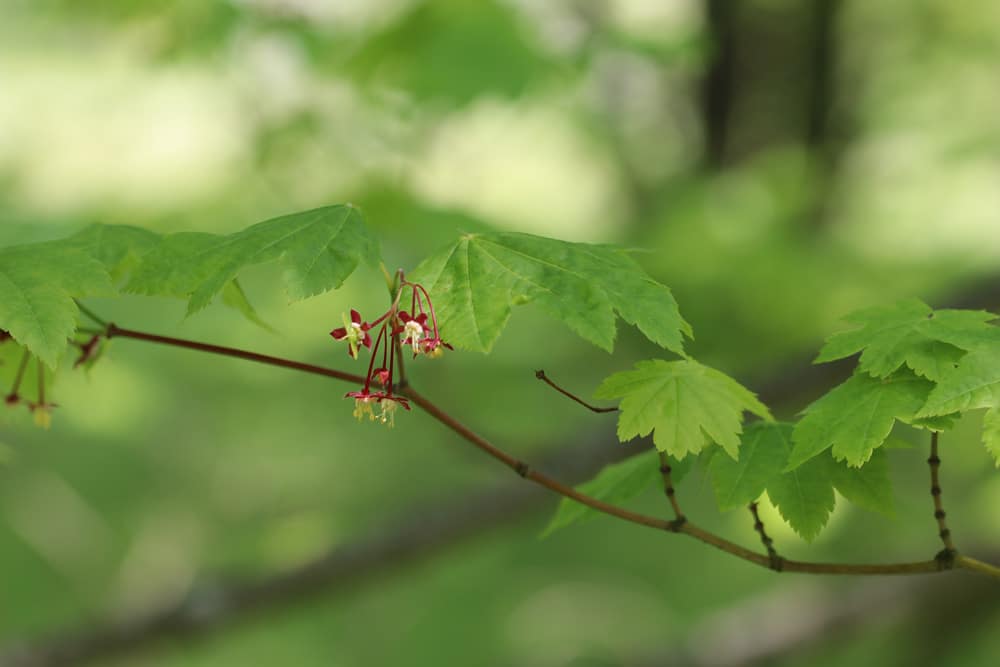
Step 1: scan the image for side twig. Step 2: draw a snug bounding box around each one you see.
[749,502,783,571]
[658,452,686,528]
[928,432,957,567]
[534,370,618,413]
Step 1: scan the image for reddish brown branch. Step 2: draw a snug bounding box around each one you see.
[95,321,998,579]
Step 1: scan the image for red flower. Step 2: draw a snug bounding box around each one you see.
[419,337,454,358]
[330,310,372,358]
[346,389,410,426]
[396,311,431,356]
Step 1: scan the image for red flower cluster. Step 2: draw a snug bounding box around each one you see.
[329,279,451,426]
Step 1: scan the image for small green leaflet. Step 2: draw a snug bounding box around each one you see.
[709,422,893,540]
[788,371,932,469]
[409,232,691,355]
[127,205,380,315]
[0,242,113,367]
[594,359,772,460]
[918,344,1000,466]
[542,449,692,536]
[815,298,998,381]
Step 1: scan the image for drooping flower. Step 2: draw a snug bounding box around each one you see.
[334,277,449,426]
[396,311,430,355]
[377,395,410,427]
[347,389,384,422]
[330,310,373,358]
[27,401,58,430]
[419,336,454,358]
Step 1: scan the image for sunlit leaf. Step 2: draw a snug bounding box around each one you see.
[411,232,691,354]
[595,359,771,459]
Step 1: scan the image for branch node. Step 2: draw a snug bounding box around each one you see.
[935,548,958,570]
[669,516,687,532]
[514,462,530,478]
[769,554,785,572]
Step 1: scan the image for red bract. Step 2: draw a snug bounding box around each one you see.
[330,309,372,358]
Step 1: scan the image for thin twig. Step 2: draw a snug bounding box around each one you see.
[658,452,685,527]
[7,349,31,399]
[749,502,782,571]
[534,369,617,413]
[74,301,108,328]
[929,431,957,564]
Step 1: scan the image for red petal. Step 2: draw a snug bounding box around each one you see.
[398,311,412,323]
[351,309,362,325]
[362,333,373,348]
[330,327,347,340]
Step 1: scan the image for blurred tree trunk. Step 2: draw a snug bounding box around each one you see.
[701,0,845,171]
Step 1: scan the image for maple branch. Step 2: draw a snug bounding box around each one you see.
[534,369,618,413]
[105,324,366,386]
[928,432,958,563]
[10,311,1000,665]
[749,501,782,570]
[94,320,1000,579]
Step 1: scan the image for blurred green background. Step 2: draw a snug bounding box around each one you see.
[2,0,999,665]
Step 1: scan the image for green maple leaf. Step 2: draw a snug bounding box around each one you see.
[918,345,1000,417]
[766,443,836,542]
[918,344,1000,466]
[826,448,894,517]
[409,232,691,354]
[61,224,161,280]
[710,422,894,532]
[815,298,998,380]
[709,421,791,511]
[542,449,692,536]
[595,359,772,460]
[126,205,379,315]
[981,408,1000,467]
[788,371,932,469]
[0,242,113,367]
